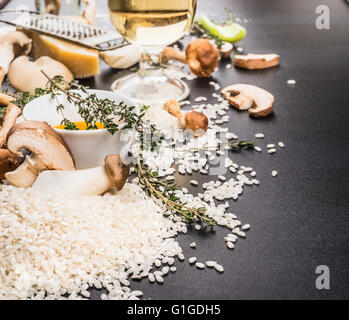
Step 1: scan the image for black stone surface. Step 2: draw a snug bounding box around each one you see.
[2,0,349,299]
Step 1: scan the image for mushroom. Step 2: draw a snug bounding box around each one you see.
[5,121,75,188]
[0,149,20,181]
[221,84,274,117]
[220,42,233,59]
[31,154,129,197]
[0,102,22,148]
[82,0,97,25]
[0,30,32,88]
[161,39,220,77]
[8,56,73,94]
[164,99,208,135]
[0,92,15,107]
[45,0,61,15]
[99,45,141,69]
[234,54,279,70]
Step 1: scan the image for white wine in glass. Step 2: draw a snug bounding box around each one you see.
[108,0,197,104]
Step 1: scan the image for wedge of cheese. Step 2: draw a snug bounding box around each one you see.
[24,30,99,79]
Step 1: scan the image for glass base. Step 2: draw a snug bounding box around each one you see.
[111,72,190,105]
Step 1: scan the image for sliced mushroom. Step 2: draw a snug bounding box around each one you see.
[220,42,233,59]
[32,154,129,197]
[5,121,75,188]
[0,92,15,106]
[164,99,208,135]
[161,39,220,77]
[0,103,22,148]
[8,56,73,94]
[234,54,279,70]
[0,30,32,88]
[0,149,20,181]
[221,84,274,117]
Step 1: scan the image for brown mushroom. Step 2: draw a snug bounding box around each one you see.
[45,0,61,15]
[221,84,274,117]
[0,30,32,88]
[220,42,233,59]
[31,154,129,197]
[82,0,97,25]
[0,102,22,148]
[8,56,73,94]
[161,39,220,77]
[5,121,75,188]
[0,149,20,181]
[234,54,279,70]
[164,99,208,135]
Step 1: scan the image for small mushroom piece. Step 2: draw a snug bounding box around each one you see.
[81,0,97,25]
[0,149,20,181]
[164,99,208,135]
[161,39,220,77]
[99,45,141,69]
[220,42,233,59]
[5,121,75,188]
[0,30,32,87]
[31,154,129,197]
[0,103,22,148]
[234,54,279,70]
[8,56,73,94]
[221,84,274,117]
[0,92,15,107]
[45,0,61,14]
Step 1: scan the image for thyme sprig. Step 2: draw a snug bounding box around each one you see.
[136,159,216,228]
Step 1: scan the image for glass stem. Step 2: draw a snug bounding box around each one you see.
[138,49,163,78]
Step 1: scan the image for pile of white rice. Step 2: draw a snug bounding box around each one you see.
[0,183,183,300]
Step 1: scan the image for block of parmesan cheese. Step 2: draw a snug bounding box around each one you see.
[24,30,99,79]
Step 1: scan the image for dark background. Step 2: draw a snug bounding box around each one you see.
[1,0,349,299]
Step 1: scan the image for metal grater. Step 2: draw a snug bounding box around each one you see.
[0,9,129,51]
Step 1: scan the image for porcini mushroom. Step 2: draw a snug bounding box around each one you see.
[82,0,97,25]
[0,30,32,88]
[45,0,61,15]
[8,56,73,94]
[5,121,75,188]
[32,154,129,197]
[164,99,208,135]
[234,54,280,70]
[221,84,274,117]
[0,149,20,181]
[161,39,220,77]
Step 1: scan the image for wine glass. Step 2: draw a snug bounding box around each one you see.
[108,0,197,104]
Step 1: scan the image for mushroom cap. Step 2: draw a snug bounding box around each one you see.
[7,121,75,171]
[234,54,279,70]
[1,31,32,57]
[164,99,181,118]
[221,84,274,117]
[8,55,73,94]
[185,39,220,77]
[220,42,233,59]
[184,111,209,132]
[104,154,129,192]
[0,149,20,181]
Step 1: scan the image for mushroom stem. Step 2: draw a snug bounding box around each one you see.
[160,47,186,64]
[32,155,129,197]
[0,149,20,181]
[0,103,22,148]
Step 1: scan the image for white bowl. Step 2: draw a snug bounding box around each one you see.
[23,90,138,169]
